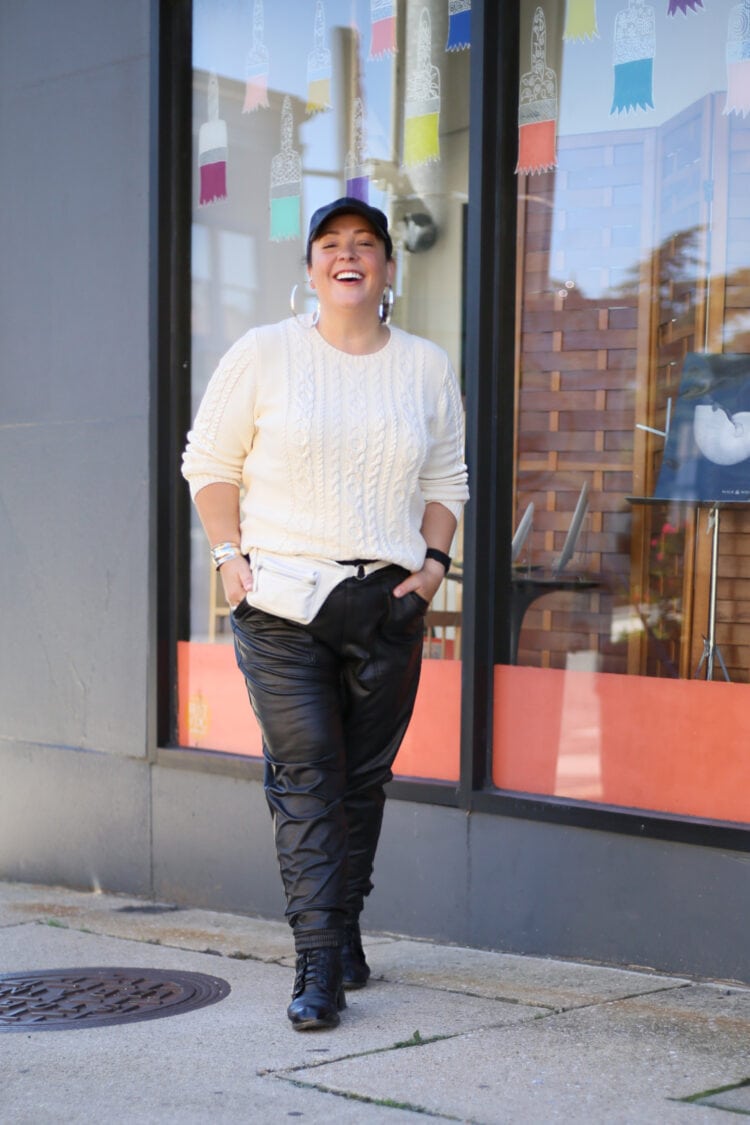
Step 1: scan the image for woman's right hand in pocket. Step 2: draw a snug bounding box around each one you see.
[220,555,253,610]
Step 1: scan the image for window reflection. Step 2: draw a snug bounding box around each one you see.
[501,0,750,825]
[513,0,750,685]
[183,0,470,769]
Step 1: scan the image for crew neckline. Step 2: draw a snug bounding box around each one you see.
[294,315,394,359]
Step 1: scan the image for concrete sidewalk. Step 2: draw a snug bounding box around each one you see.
[1,881,749,1124]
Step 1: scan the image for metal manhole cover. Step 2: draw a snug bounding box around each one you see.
[0,967,230,1032]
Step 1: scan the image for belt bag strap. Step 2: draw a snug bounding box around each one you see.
[243,550,391,625]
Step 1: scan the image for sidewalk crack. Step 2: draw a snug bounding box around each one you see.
[273,1073,466,1121]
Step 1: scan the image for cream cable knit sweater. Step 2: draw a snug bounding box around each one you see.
[182,316,469,573]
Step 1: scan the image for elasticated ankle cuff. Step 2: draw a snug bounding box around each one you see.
[294,928,343,952]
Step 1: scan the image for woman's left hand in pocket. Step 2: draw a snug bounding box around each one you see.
[392,561,445,605]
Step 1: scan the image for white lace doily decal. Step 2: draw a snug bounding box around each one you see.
[725,0,750,117]
[611,0,655,115]
[446,0,471,51]
[404,8,441,167]
[270,96,301,241]
[345,98,370,201]
[307,0,332,115]
[199,73,228,205]
[517,7,558,175]
[243,0,270,112]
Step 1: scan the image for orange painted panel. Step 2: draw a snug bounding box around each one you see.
[177,647,750,819]
[493,665,750,824]
[177,641,262,756]
[177,642,460,781]
[393,660,461,782]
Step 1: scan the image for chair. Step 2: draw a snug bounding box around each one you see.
[424,607,463,659]
[552,481,590,575]
[509,483,596,663]
[207,561,231,642]
[511,502,535,563]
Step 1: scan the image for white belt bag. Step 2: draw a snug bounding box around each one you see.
[243,549,391,625]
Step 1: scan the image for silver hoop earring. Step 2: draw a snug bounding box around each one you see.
[379,285,394,325]
[290,283,320,326]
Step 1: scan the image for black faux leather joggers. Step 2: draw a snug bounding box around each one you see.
[231,564,426,952]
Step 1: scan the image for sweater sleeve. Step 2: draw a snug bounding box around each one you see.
[418,356,469,521]
[181,332,258,499]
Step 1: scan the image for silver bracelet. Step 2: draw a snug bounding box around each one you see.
[210,541,242,570]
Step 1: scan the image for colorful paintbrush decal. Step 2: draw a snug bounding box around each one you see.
[370,0,397,59]
[307,0,332,114]
[667,0,704,14]
[564,0,599,41]
[345,98,370,201]
[611,0,655,114]
[270,96,302,241]
[404,8,441,166]
[517,7,558,175]
[725,0,750,117]
[446,0,471,51]
[243,0,270,112]
[199,73,228,205]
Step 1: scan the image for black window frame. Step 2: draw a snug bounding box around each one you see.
[155,0,750,856]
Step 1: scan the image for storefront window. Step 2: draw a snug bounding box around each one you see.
[496,0,750,823]
[180,0,470,778]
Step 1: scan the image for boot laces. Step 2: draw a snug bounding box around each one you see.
[293,948,338,995]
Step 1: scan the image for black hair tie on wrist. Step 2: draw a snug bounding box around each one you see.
[425,547,451,573]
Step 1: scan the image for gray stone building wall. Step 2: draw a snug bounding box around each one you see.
[0,0,155,891]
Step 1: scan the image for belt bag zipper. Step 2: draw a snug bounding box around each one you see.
[244,550,389,625]
[256,555,319,585]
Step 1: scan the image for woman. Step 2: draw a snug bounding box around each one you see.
[182,197,468,1031]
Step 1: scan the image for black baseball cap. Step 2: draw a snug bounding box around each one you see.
[306,197,393,261]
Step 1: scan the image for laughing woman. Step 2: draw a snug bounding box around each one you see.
[182,197,468,1031]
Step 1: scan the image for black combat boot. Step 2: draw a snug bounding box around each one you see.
[287,947,347,1030]
[341,921,370,990]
